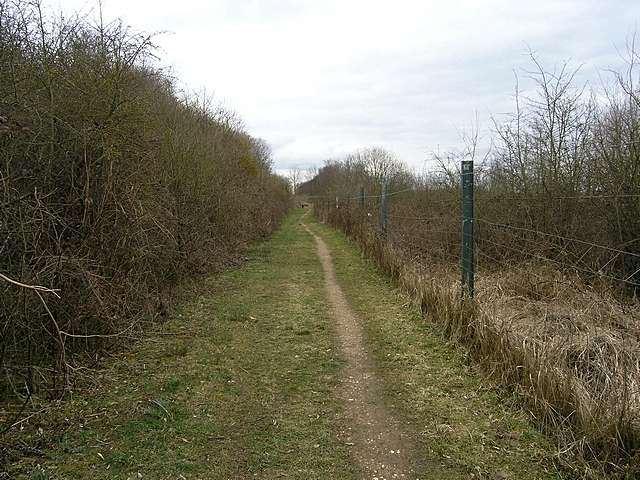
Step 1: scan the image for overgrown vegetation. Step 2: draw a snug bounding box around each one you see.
[0,0,290,409]
[300,50,640,478]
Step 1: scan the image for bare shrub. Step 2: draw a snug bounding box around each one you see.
[0,1,291,405]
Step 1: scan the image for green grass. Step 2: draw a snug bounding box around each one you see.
[308,215,566,480]
[6,209,567,479]
[6,210,356,479]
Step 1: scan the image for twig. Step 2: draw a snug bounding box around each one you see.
[0,390,32,435]
[149,399,172,419]
[0,272,60,298]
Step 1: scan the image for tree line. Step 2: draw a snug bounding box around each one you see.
[0,1,291,402]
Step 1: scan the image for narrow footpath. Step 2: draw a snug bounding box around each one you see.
[305,222,413,479]
[6,210,562,480]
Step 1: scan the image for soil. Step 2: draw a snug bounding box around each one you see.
[304,223,416,480]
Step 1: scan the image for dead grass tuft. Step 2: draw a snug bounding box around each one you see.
[319,206,640,478]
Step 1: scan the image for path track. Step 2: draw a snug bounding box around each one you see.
[5,211,560,480]
[305,222,415,480]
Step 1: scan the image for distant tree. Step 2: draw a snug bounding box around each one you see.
[287,167,304,194]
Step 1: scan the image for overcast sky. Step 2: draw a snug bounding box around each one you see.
[48,0,640,173]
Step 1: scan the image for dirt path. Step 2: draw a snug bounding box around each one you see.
[304,223,415,480]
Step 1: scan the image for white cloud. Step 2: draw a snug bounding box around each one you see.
[47,0,640,170]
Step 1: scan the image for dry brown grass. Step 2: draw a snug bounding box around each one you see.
[319,205,640,478]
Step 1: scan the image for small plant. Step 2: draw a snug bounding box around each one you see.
[30,465,49,480]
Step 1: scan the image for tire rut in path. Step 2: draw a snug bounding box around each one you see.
[304,223,415,480]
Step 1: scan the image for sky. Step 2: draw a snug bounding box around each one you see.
[47,0,640,174]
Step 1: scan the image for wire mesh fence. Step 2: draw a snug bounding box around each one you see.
[309,163,640,295]
[306,161,640,472]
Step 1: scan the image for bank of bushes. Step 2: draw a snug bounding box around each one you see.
[0,2,291,400]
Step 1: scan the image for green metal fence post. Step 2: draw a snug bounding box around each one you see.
[359,186,365,209]
[461,160,475,297]
[380,180,388,239]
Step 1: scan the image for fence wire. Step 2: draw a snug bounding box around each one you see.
[307,176,640,294]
